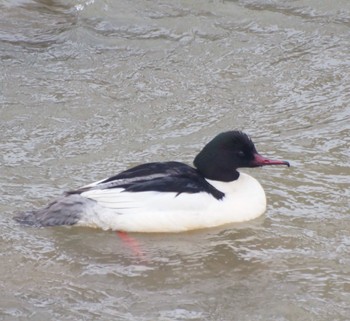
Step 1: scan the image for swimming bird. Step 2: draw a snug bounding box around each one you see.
[14,131,289,233]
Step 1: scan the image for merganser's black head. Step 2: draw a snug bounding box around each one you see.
[193,131,290,182]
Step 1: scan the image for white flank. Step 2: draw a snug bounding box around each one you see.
[77,172,267,233]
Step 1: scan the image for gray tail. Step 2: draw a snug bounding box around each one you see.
[14,194,93,227]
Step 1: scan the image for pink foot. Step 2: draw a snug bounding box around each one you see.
[116,231,146,260]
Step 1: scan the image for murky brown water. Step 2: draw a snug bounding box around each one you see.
[1,0,350,320]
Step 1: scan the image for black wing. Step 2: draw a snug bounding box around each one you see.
[68,162,224,200]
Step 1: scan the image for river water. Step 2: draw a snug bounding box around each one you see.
[1,0,350,320]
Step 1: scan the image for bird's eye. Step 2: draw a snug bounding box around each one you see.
[237,151,245,158]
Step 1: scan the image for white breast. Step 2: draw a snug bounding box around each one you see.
[77,172,267,233]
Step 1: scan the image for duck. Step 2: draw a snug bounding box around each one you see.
[14,131,289,233]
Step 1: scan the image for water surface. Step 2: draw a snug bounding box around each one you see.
[1,0,350,320]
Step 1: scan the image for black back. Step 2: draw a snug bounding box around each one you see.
[68,162,225,200]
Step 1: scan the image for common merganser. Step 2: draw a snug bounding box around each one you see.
[14,131,289,232]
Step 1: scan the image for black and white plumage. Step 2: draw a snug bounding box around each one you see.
[14,131,289,232]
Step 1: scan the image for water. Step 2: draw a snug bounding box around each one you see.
[1,0,350,320]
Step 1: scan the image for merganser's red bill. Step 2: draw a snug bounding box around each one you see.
[252,153,290,167]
